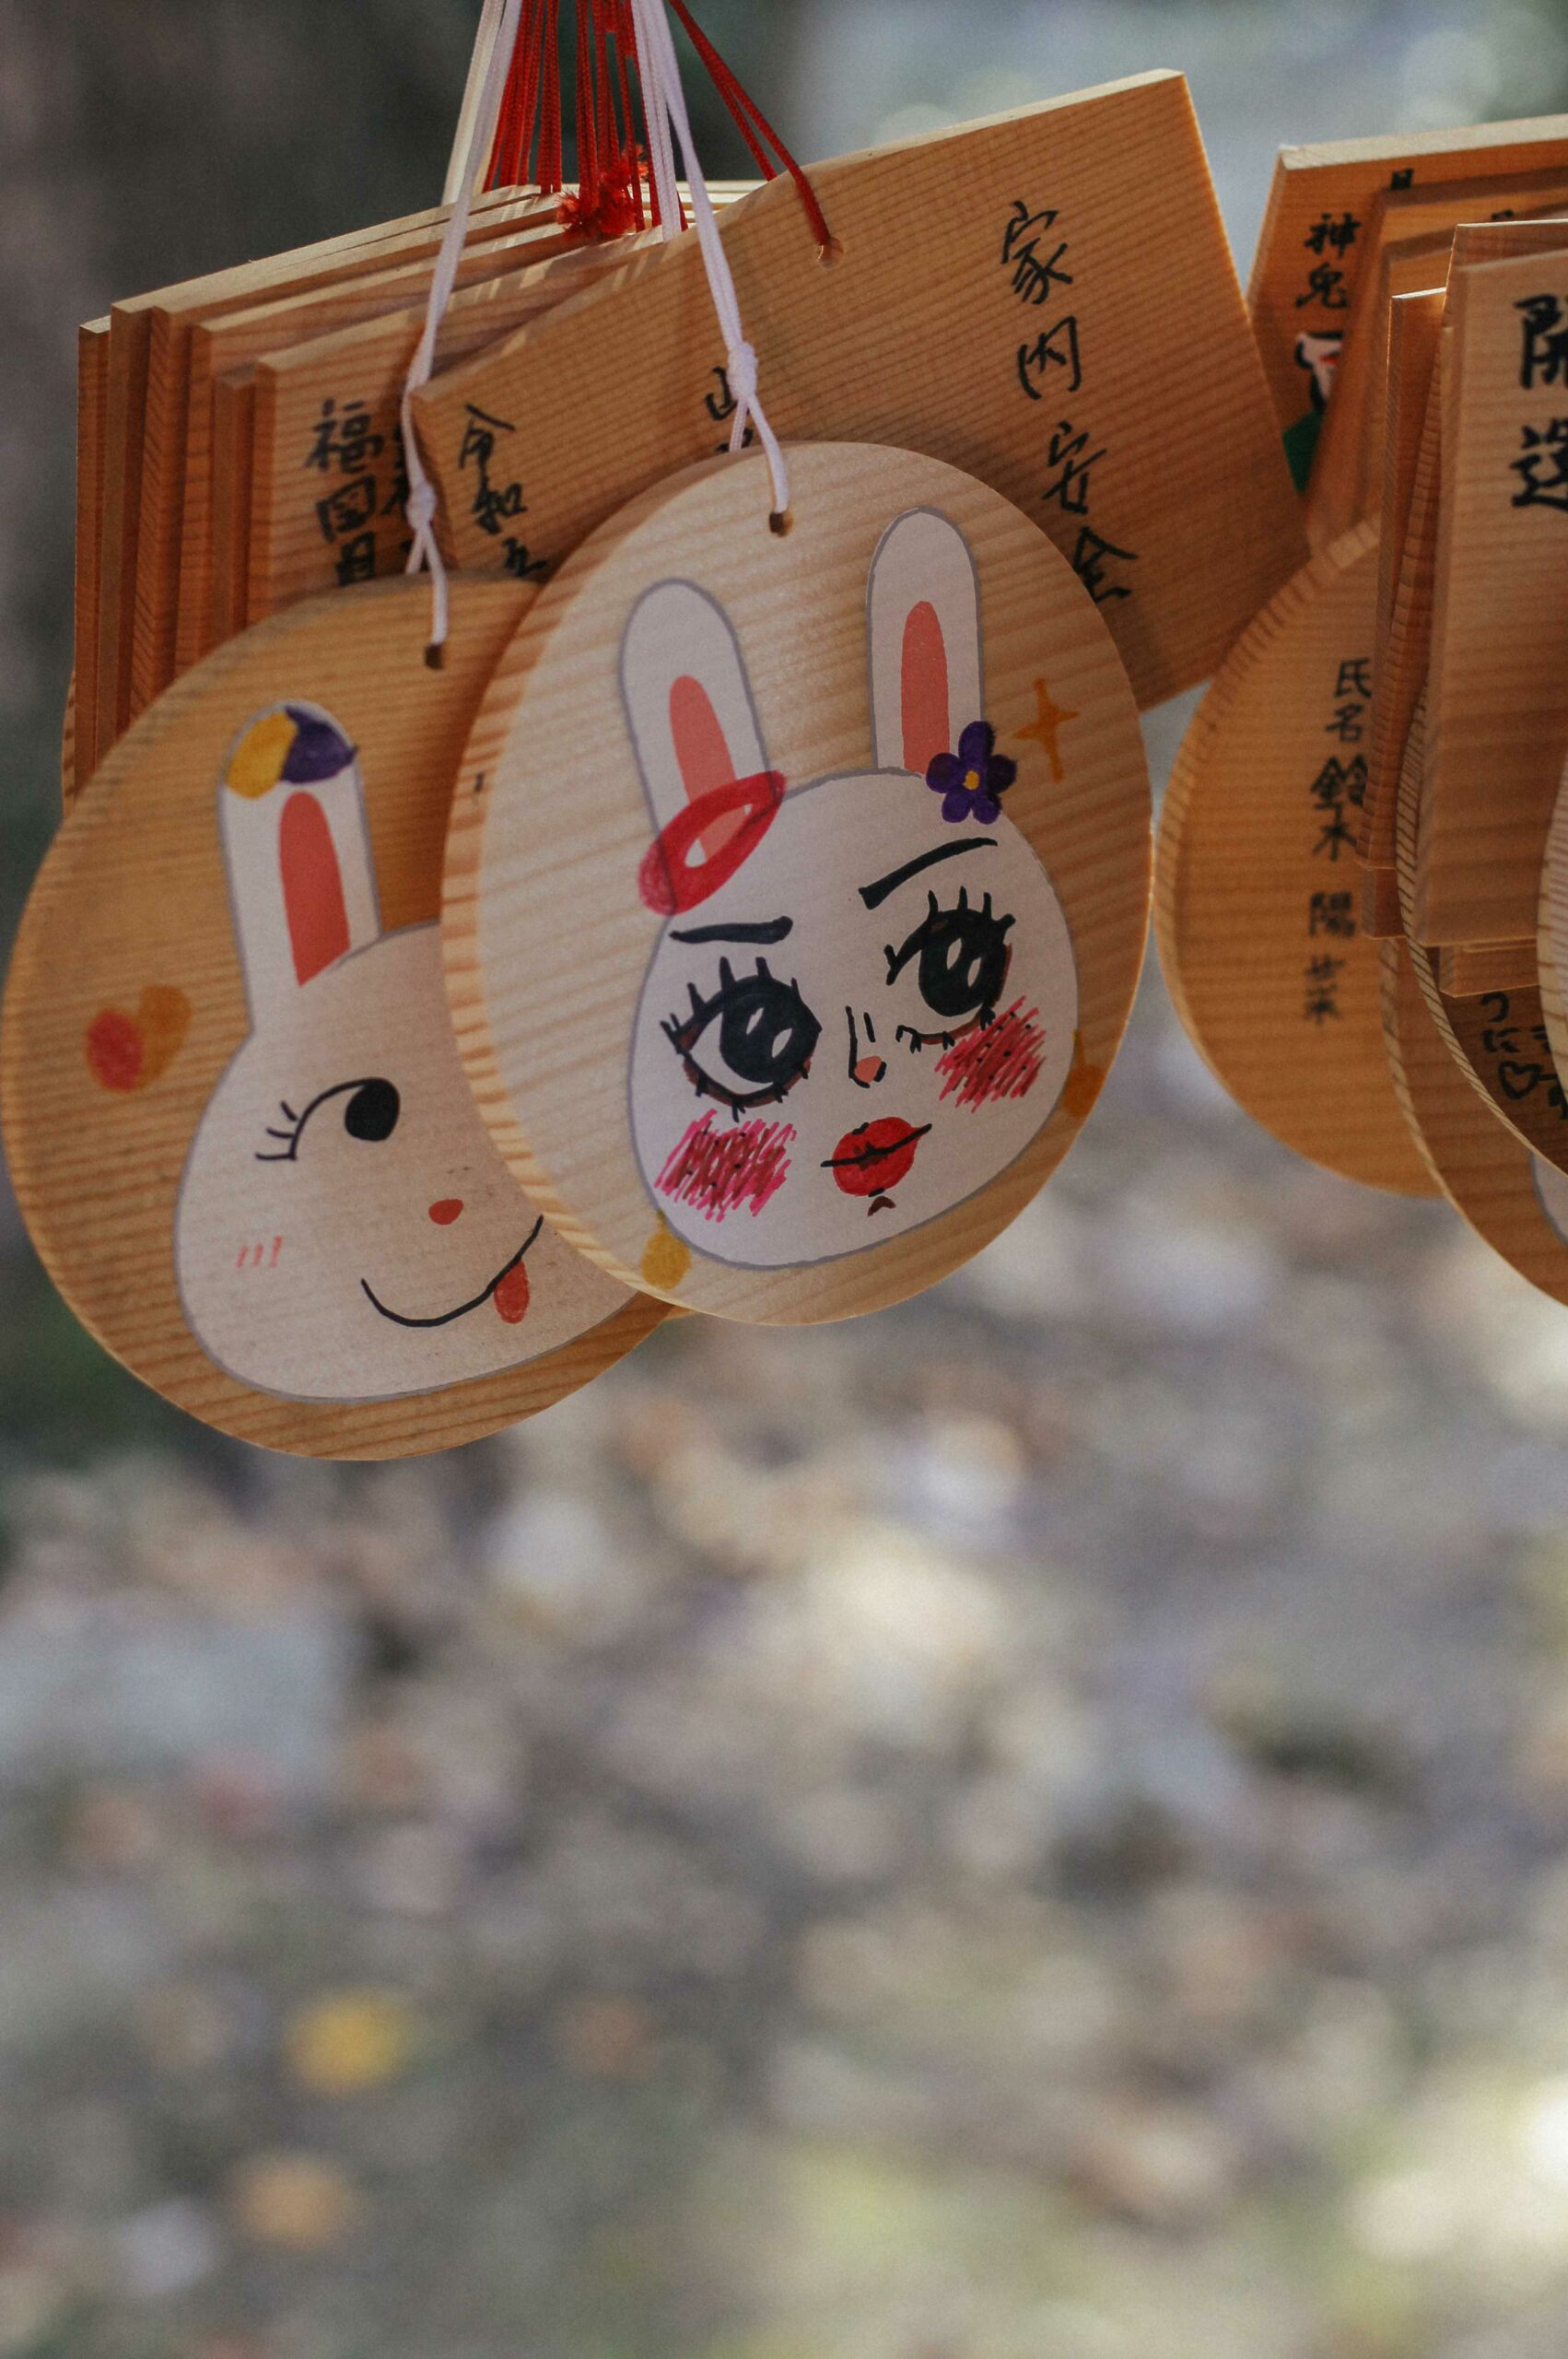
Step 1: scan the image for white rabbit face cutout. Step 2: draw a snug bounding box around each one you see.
[624,515,1078,1269]
[174,702,630,1402]
[450,444,1153,1324]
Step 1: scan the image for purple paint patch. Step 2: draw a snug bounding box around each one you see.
[282,706,356,783]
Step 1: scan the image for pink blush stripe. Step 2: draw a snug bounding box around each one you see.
[657,1113,794,1220]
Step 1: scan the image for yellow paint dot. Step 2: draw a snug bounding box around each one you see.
[231,2154,362,2250]
[285,1989,415,2095]
[640,1222,691,1290]
[1062,1030,1106,1120]
[226,710,296,800]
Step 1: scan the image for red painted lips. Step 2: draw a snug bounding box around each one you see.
[825,1117,931,1196]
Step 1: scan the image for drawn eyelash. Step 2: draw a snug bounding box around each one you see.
[256,1100,304,1162]
[661,956,822,1117]
[253,1078,401,1162]
[883,886,1014,1041]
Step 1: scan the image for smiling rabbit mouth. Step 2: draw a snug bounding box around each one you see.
[359,1216,544,1329]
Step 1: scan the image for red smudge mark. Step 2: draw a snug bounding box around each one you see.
[638,771,785,915]
[280,791,349,983]
[901,599,950,775]
[936,999,1046,1109]
[657,1112,794,1221]
[84,985,191,1093]
[428,1198,464,1226]
[86,1007,144,1092]
[494,1260,532,1324]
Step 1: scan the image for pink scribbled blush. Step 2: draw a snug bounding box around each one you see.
[935,1000,1046,1109]
[657,1114,794,1220]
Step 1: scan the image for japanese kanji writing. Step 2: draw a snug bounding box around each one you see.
[1511,417,1568,511]
[1001,194,1137,605]
[1518,293,1568,391]
[302,392,410,585]
[459,403,530,538]
[1301,651,1370,1020]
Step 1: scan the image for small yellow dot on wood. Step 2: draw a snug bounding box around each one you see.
[1061,1032,1106,1119]
[640,1222,692,1290]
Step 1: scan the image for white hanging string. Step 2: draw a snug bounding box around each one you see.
[406,0,790,661]
[404,0,523,660]
[626,0,791,527]
[442,0,509,205]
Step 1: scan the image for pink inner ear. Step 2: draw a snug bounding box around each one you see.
[279,792,350,984]
[671,674,745,860]
[900,601,950,776]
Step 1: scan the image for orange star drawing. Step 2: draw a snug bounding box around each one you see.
[1016,677,1078,784]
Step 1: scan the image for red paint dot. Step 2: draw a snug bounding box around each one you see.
[86,1008,144,1092]
[428,1199,464,1226]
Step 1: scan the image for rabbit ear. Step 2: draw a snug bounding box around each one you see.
[867,509,984,777]
[620,581,770,836]
[217,702,380,1020]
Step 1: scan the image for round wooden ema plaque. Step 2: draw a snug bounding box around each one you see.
[1154,519,1436,1197]
[1,578,664,1459]
[446,442,1152,1324]
[1396,701,1568,1177]
[1535,749,1568,1129]
[1381,935,1568,1302]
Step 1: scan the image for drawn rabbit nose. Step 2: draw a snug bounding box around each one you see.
[852,1054,886,1086]
[428,1198,464,1226]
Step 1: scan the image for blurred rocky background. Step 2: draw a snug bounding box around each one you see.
[7,4,1568,2354]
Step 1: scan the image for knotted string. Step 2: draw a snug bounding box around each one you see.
[403,0,525,663]
[406,0,799,661]
[626,0,791,528]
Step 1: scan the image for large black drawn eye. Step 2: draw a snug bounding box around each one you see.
[256,1075,401,1162]
[663,957,821,1115]
[344,1078,400,1142]
[885,888,1014,1032]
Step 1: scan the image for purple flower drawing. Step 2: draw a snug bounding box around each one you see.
[925,721,1017,825]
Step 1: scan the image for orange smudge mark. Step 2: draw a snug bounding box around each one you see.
[136,985,191,1082]
[85,986,191,1093]
[935,999,1045,1109]
[1062,1030,1106,1119]
[640,1222,692,1289]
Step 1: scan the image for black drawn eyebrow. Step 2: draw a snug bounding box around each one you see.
[859,837,998,911]
[670,916,793,945]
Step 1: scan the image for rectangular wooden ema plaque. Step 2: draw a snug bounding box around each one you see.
[1305,172,1568,546]
[241,233,651,637]
[1417,226,1568,948]
[95,181,544,770]
[1358,283,1445,935]
[1249,112,1568,495]
[411,73,1307,710]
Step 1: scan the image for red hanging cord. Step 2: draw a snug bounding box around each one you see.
[483,0,833,254]
[663,0,835,254]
